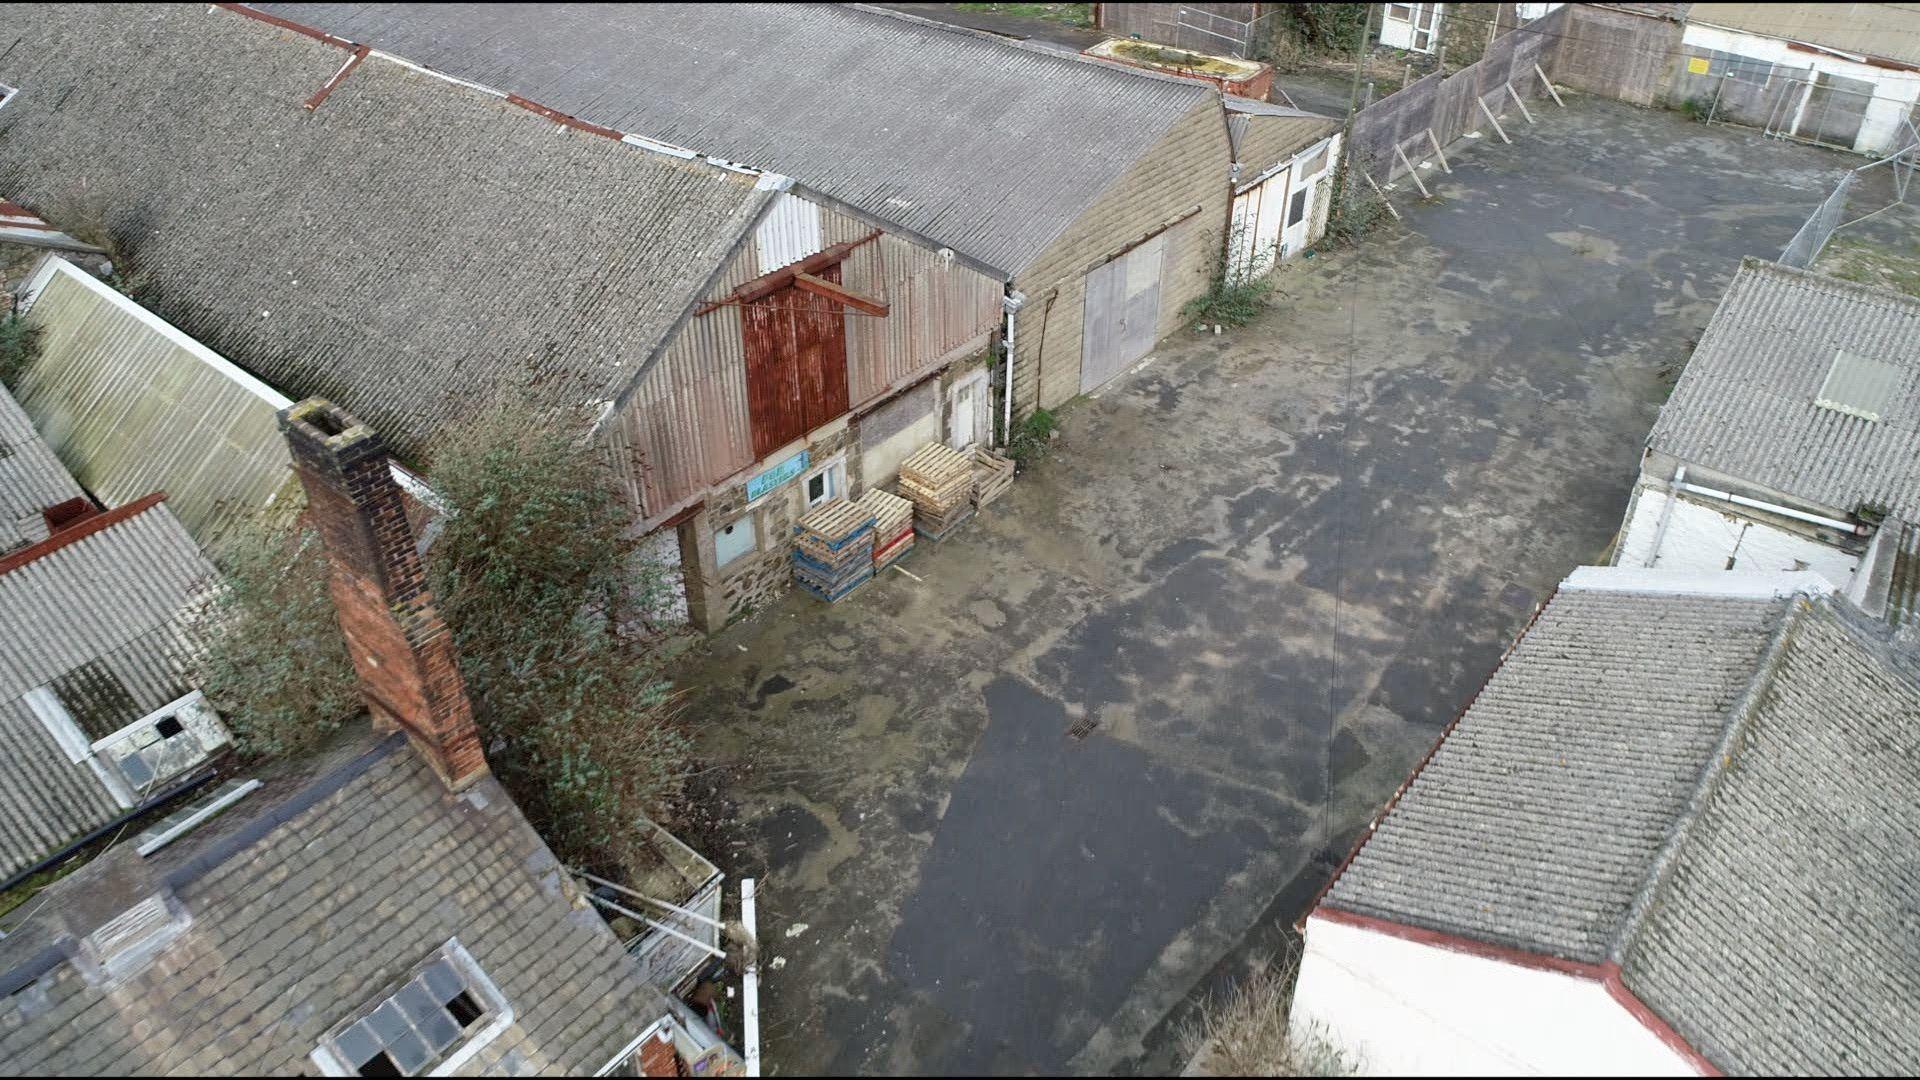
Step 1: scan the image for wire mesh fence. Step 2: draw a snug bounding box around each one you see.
[1779,131,1920,269]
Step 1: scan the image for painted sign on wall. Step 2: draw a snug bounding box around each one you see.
[747,449,809,502]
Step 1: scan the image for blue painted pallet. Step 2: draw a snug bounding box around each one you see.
[790,516,877,553]
[795,569,873,603]
[790,546,872,577]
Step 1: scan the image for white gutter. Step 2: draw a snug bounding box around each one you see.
[1001,290,1026,445]
[1671,474,1866,535]
[741,878,762,1078]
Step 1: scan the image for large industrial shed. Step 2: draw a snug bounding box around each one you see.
[251,2,1337,419]
[0,3,1003,632]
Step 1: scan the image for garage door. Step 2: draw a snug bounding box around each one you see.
[1080,233,1166,394]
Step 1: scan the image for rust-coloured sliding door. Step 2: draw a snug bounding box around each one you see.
[743,264,850,459]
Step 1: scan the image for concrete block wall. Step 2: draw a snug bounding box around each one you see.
[1010,96,1235,416]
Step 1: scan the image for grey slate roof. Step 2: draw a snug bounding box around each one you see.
[0,497,216,878]
[0,3,772,455]
[0,731,673,1075]
[1617,601,1920,1075]
[253,2,1216,275]
[1650,259,1920,519]
[1322,572,1920,1073]
[1323,582,1788,961]
[0,382,85,554]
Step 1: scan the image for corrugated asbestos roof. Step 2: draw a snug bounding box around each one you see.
[1323,581,1789,961]
[14,258,300,550]
[0,497,215,878]
[1617,602,1920,1075]
[252,2,1216,275]
[0,731,675,1074]
[1322,570,1920,1073]
[1650,259,1920,519]
[1687,3,1920,67]
[0,382,85,554]
[0,4,772,456]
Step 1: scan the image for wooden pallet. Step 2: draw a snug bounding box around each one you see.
[855,488,915,539]
[971,447,1015,508]
[794,498,876,549]
[899,443,974,515]
[914,504,974,543]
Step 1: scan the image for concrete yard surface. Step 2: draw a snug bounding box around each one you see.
[671,98,1858,1075]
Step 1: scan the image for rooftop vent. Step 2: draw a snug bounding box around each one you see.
[1815,350,1903,422]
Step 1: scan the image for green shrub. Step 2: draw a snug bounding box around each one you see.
[195,515,360,760]
[1184,227,1279,328]
[0,313,42,389]
[1007,407,1058,470]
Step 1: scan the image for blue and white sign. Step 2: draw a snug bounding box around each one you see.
[747,449,809,502]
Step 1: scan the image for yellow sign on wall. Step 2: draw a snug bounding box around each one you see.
[1688,56,1711,75]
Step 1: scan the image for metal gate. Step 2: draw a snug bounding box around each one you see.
[1080,234,1165,394]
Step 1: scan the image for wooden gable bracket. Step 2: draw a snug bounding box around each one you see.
[793,272,888,316]
[695,230,885,316]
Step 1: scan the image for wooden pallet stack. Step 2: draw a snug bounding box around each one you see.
[858,488,915,572]
[971,447,1015,508]
[790,498,876,602]
[899,443,975,541]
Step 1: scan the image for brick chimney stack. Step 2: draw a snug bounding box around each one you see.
[278,398,485,789]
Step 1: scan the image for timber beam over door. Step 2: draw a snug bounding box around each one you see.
[697,230,885,315]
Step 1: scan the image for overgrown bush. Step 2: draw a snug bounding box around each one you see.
[425,400,689,871]
[1006,407,1058,470]
[0,313,41,389]
[1184,227,1278,328]
[1267,3,1370,59]
[1185,951,1362,1077]
[1320,165,1392,248]
[195,515,360,759]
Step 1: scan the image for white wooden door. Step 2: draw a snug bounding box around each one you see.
[948,373,984,450]
[1281,164,1323,255]
[1380,4,1442,54]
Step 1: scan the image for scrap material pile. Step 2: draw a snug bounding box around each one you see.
[971,447,1015,508]
[899,443,975,541]
[791,498,876,602]
[858,488,915,572]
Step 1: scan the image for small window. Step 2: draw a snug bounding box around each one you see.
[714,514,756,568]
[802,459,844,510]
[1386,4,1412,20]
[155,715,185,740]
[1287,187,1310,227]
[316,941,511,1078]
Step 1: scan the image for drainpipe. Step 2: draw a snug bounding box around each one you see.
[1001,289,1026,446]
[1671,473,1867,535]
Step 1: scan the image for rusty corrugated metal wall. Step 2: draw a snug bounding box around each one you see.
[612,192,1001,517]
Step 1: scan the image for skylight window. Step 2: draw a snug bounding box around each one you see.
[1814,349,1903,422]
[314,940,513,1078]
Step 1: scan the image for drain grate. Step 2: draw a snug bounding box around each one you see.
[1066,714,1099,741]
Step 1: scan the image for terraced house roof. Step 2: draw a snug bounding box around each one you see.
[0,731,678,1075]
[0,3,775,456]
[1650,258,1920,518]
[0,491,216,879]
[1322,568,1920,1074]
[253,1,1215,275]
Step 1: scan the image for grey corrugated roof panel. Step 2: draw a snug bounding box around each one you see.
[1650,259,1920,520]
[0,4,772,457]
[1223,96,1338,121]
[1617,601,1920,1074]
[1323,583,1792,961]
[0,383,85,555]
[1688,3,1920,66]
[0,498,214,878]
[253,2,1216,276]
[0,730,677,1074]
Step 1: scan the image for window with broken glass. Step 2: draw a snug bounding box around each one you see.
[315,941,509,1077]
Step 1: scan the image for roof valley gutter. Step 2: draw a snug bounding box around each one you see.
[0,767,218,895]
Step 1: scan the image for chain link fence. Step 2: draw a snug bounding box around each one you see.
[1779,131,1920,268]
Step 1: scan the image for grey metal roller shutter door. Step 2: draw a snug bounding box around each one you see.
[1080,233,1166,394]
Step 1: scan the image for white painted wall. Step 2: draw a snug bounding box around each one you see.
[1289,916,1697,1076]
[1681,22,1920,153]
[1615,484,1861,588]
